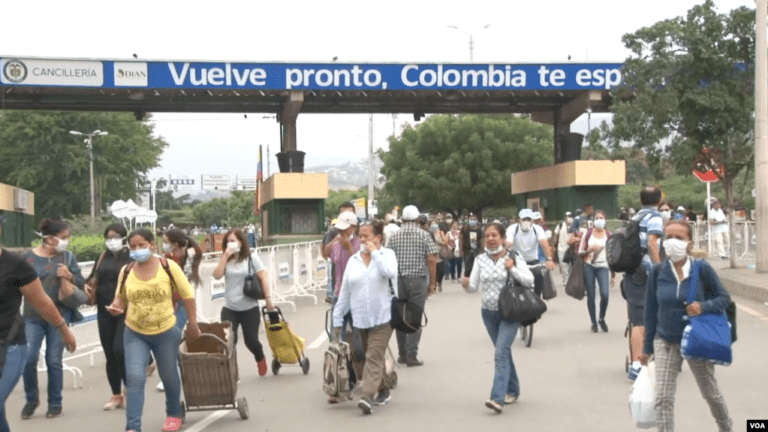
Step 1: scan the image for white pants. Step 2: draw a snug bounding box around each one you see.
[713,231,730,257]
[558,246,570,285]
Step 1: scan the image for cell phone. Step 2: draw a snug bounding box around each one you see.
[106,305,124,314]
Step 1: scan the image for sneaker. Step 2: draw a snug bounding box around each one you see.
[373,389,391,406]
[485,399,503,413]
[406,359,424,367]
[397,357,407,365]
[628,365,642,381]
[357,398,373,415]
[590,324,598,333]
[21,400,39,419]
[327,395,343,404]
[257,358,268,377]
[157,381,165,392]
[45,406,62,418]
[504,394,518,405]
[598,320,609,332]
[103,394,124,410]
[161,417,183,431]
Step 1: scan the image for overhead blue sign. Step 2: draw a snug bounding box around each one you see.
[0,58,624,91]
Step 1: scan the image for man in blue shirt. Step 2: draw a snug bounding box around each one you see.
[571,204,594,233]
[624,186,663,380]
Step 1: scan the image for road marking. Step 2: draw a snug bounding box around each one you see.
[185,410,229,432]
[736,303,768,322]
[307,331,327,350]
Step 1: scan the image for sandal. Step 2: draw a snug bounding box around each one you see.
[161,417,182,432]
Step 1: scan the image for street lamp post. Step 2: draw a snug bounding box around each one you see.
[447,24,491,62]
[70,130,108,226]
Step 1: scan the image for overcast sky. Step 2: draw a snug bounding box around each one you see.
[2,0,755,180]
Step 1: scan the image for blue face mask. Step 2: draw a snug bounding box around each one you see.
[469,221,478,229]
[130,248,152,263]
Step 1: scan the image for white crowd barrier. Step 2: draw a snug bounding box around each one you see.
[52,241,329,389]
[689,220,755,260]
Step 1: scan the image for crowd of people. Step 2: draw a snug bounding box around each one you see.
[0,188,738,430]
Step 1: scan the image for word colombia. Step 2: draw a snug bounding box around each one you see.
[163,62,623,91]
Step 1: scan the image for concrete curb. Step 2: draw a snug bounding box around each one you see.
[706,259,768,304]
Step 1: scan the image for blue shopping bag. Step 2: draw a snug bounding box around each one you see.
[680,260,732,366]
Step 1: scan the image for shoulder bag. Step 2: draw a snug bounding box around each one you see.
[680,260,732,366]
[498,257,547,322]
[242,254,265,300]
[565,254,587,300]
[389,278,427,334]
[84,251,107,306]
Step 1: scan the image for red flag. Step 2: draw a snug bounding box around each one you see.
[254,145,262,216]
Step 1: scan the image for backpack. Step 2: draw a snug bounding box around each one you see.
[119,257,179,298]
[606,210,658,273]
[322,340,354,400]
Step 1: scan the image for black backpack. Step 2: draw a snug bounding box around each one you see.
[607,211,658,273]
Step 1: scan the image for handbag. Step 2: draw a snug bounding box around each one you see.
[498,271,548,322]
[541,269,557,300]
[242,254,265,300]
[562,246,575,264]
[84,251,107,306]
[390,278,428,334]
[57,252,88,311]
[680,260,732,366]
[565,255,587,300]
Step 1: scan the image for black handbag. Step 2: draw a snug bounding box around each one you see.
[390,279,427,334]
[498,272,548,323]
[242,254,265,300]
[541,269,557,300]
[565,255,587,300]
[562,246,575,264]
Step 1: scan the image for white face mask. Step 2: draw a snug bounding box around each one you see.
[106,238,124,252]
[660,210,672,222]
[594,219,606,229]
[162,242,172,253]
[54,238,69,253]
[360,243,369,253]
[227,241,241,253]
[520,221,533,232]
[485,245,505,255]
[566,217,574,224]
[663,238,689,262]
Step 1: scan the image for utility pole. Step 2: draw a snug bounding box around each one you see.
[70,129,108,226]
[755,1,768,272]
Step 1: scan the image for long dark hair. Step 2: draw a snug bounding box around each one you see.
[221,229,251,263]
[165,229,202,285]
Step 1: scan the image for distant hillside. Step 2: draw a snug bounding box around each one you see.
[306,156,384,191]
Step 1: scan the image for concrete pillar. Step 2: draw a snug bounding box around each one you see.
[280,91,304,153]
[756,1,768,272]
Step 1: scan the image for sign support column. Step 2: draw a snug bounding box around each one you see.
[756,1,768,272]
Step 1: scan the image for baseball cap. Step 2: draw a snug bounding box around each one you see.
[565,211,572,217]
[677,206,685,211]
[334,211,358,230]
[518,209,533,219]
[532,211,542,220]
[418,214,429,224]
[402,205,419,221]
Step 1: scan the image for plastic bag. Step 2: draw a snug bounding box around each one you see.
[629,361,656,429]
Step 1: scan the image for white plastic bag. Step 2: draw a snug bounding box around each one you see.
[629,361,657,429]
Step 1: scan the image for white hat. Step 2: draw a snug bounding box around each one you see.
[532,211,542,220]
[518,208,533,219]
[677,206,685,211]
[334,211,358,230]
[402,205,419,221]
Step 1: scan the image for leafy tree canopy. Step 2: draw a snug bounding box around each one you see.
[380,114,553,218]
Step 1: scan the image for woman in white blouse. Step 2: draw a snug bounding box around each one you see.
[577,210,615,333]
[461,222,534,414]
[333,220,398,415]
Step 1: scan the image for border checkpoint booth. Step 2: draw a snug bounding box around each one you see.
[0,182,35,248]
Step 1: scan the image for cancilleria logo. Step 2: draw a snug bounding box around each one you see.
[3,59,27,83]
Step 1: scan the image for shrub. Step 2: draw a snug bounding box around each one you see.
[68,235,105,262]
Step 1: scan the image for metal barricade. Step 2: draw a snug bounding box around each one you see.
[292,242,318,304]
[271,244,298,312]
[41,304,101,389]
[308,240,328,291]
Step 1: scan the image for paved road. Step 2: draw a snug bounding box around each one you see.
[7,273,768,432]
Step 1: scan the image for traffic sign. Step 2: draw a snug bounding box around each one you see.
[169,176,196,190]
[201,174,231,191]
[236,175,257,191]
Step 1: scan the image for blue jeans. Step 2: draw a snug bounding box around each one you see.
[23,313,70,407]
[1,344,28,432]
[174,302,188,333]
[124,326,183,431]
[481,309,520,404]
[584,264,610,325]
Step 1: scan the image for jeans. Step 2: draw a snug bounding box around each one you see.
[447,258,456,279]
[331,298,353,343]
[481,309,520,404]
[124,326,183,431]
[97,309,127,395]
[1,344,28,432]
[23,314,70,407]
[436,262,445,285]
[395,277,428,362]
[584,264,610,325]
[326,262,334,299]
[221,306,265,362]
[174,302,188,333]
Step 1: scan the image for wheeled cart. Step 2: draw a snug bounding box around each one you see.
[263,307,310,375]
[178,322,249,421]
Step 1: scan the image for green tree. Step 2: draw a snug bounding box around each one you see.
[192,198,228,227]
[0,111,167,218]
[607,1,754,266]
[325,188,367,219]
[227,191,260,227]
[380,114,552,218]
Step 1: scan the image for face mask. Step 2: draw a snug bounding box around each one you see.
[445,219,452,224]
[660,210,672,222]
[106,238,124,252]
[348,234,354,241]
[485,245,504,255]
[594,219,606,229]
[520,221,533,232]
[662,238,689,262]
[187,249,196,257]
[162,242,172,253]
[130,248,152,263]
[54,238,69,253]
[430,224,438,231]
[360,243,369,253]
[469,221,477,229]
[566,217,574,224]
[227,241,241,253]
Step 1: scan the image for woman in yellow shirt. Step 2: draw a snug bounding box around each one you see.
[108,228,200,432]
